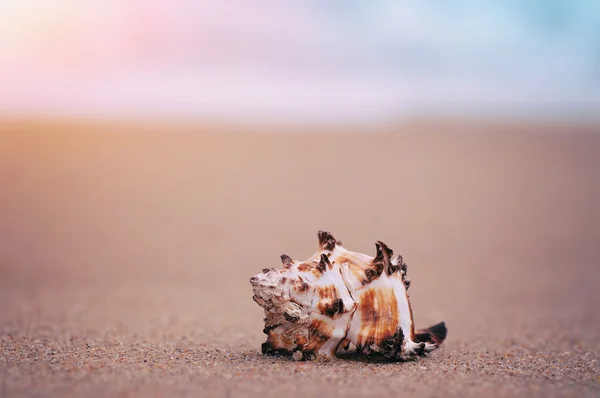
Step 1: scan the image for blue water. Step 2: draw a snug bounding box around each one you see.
[4,1,598,122]
[313,0,600,118]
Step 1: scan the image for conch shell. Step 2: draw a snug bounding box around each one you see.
[250,231,447,361]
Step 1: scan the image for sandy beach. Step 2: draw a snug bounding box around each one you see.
[1,118,599,397]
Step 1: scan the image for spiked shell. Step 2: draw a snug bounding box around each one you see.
[250,231,447,361]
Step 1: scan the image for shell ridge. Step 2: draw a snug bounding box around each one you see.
[309,251,356,319]
[333,265,358,354]
[339,244,412,358]
[250,231,446,360]
[311,246,358,355]
[326,254,359,354]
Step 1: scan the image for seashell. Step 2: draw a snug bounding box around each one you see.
[250,231,447,361]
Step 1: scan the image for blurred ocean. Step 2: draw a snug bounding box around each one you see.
[0,0,598,122]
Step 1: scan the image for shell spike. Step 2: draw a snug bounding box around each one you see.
[374,240,394,275]
[280,254,294,266]
[317,253,333,271]
[393,254,406,271]
[389,251,410,289]
[317,231,341,251]
[390,253,407,276]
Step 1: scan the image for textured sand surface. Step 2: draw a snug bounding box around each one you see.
[1,120,599,397]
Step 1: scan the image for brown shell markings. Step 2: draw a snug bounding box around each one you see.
[250,231,447,361]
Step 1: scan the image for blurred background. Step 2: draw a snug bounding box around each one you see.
[0,3,600,395]
[1,0,599,122]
